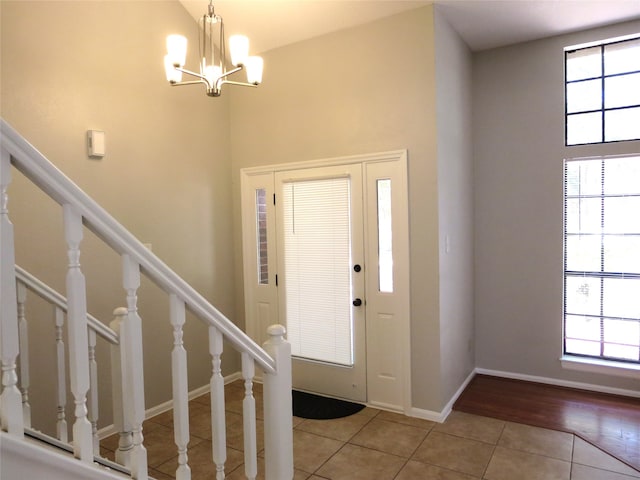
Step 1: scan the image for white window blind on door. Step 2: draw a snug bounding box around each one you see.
[282,177,353,366]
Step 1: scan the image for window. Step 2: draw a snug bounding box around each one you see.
[565,36,640,145]
[563,156,640,363]
[376,179,393,293]
[255,188,269,284]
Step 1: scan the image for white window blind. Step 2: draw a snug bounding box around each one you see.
[564,155,640,362]
[282,177,353,366]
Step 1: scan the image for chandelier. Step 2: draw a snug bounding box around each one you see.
[164,0,263,97]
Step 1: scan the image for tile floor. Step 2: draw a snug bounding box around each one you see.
[101,380,640,479]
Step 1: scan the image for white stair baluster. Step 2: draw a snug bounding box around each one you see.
[209,326,226,480]
[16,281,31,428]
[262,324,294,480]
[121,254,148,479]
[110,307,132,467]
[63,204,93,462]
[241,352,257,480]
[0,147,23,437]
[88,328,100,455]
[54,306,68,443]
[170,294,191,480]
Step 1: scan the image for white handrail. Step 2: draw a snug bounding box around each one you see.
[1,119,275,373]
[15,265,118,345]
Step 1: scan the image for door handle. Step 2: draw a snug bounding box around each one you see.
[353,298,363,307]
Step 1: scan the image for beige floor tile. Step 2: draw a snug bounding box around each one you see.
[189,402,217,440]
[573,437,640,477]
[148,467,174,479]
[224,456,311,480]
[226,415,265,453]
[498,421,574,461]
[315,444,406,479]
[296,412,372,442]
[395,460,480,479]
[99,445,115,463]
[356,406,381,418]
[412,431,494,477]
[100,433,121,453]
[571,464,640,480]
[484,446,570,480]
[156,441,244,479]
[147,401,211,432]
[350,418,429,458]
[226,391,265,420]
[145,424,204,468]
[434,411,505,444]
[293,429,344,473]
[375,410,437,431]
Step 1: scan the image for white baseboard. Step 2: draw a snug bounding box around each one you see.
[98,371,243,440]
[475,367,640,399]
[409,369,476,423]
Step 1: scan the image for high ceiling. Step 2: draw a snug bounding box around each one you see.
[178,0,640,54]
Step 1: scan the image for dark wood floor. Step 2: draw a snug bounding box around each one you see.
[454,374,640,472]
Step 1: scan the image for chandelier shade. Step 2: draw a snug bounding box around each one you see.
[164,0,263,97]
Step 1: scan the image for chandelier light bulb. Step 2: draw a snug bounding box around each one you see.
[166,34,188,67]
[204,65,222,89]
[164,55,183,83]
[229,35,250,66]
[245,56,264,85]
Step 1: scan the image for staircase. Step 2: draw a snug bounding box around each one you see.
[0,119,294,479]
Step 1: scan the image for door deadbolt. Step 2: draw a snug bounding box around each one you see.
[353,298,363,307]
[354,264,362,272]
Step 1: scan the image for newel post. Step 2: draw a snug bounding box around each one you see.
[262,324,293,480]
[0,146,23,437]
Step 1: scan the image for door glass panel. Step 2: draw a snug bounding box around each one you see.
[282,177,353,366]
[256,188,269,285]
[377,179,393,293]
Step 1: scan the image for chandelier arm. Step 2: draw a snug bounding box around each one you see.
[173,67,214,89]
[170,80,207,87]
[220,80,258,88]
[218,66,243,80]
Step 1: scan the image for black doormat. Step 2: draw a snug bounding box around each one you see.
[292,390,365,420]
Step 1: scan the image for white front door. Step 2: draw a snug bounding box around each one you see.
[275,164,366,402]
[240,151,411,410]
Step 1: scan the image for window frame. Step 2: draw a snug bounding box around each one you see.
[562,155,640,367]
[565,35,640,146]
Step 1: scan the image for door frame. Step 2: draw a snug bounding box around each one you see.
[240,150,412,412]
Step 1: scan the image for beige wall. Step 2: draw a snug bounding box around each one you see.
[473,19,640,390]
[1,1,238,435]
[434,8,475,406]
[228,6,452,411]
